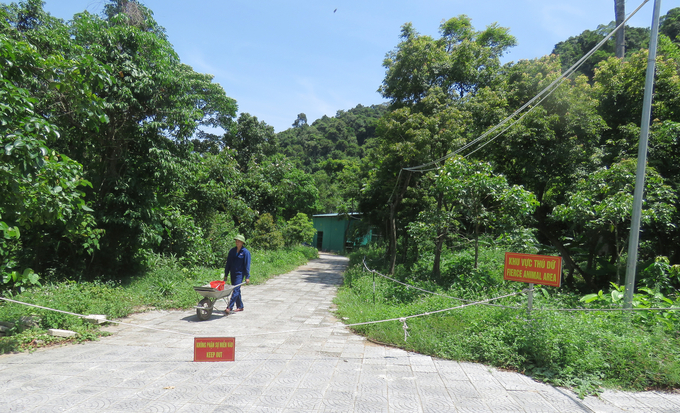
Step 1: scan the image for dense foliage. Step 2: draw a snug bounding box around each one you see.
[276,104,387,213]
[0,0,321,290]
[352,11,680,295]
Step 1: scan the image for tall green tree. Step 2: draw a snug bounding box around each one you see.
[471,55,609,286]
[380,15,516,106]
[360,89,471,274]
[237,155,320,221]
[1,3,106,282]
[283,213,316,246]
[434,156,537,271]
[223,112,277,171]
[365,16,515,273]
[593,37,680,265]
[552,160,676,288]
[660,7,680,42]
[552,24,650,80]
[2,0,238,275]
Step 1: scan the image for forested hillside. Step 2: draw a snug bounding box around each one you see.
[276,104,387,213]
[2,0,680,299]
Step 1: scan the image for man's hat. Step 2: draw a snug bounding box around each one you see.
[234,234,246,243]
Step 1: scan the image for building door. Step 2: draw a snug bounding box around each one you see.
[316,231,323,250]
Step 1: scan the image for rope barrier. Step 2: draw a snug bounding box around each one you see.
[362,257,523,309]
[535,306,679,312]
[0,287,526,343]
[234,289,527,342]
[360,259,679,314]
[0,296,195,337]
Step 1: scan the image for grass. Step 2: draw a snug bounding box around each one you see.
[335,246,680,398]
[0,246,318,353]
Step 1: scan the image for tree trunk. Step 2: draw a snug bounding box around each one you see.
[474,221,480,269]
[433,194,444,281]
[615,0,625,58]
[388,203,398,274]
[539,228,594,288]
[401,231,409,264]
[388,172,411,274]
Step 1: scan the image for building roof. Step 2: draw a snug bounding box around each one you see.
[312,212,362,218]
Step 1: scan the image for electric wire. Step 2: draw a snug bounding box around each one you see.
[401,0,650,174]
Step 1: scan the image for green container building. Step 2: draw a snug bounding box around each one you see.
[312,213,371,252]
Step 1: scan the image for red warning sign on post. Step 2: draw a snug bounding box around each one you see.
[194,337,235,362]
[504,252,562,287]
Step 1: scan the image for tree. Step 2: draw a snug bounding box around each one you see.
[435,156,537,270]
[0,32,102,289]
[224,113,277,171]
[1,0,238,275]
[359,89,471,274]
[380,15,516,106]
[365,16,515,273]
[660,7,680,43]
[551,159,676,288]
[250,213,283,250]
[0,4,106,282]
[552,24,650,80]
[335,104,388,146]
[594,37,680,164]
[470,55,611,288]
[236,155,320,221]
[292,113,307,128]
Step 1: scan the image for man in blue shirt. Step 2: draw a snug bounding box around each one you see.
[225,234,251,313]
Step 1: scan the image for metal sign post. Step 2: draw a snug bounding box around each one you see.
[503,252,562,318]
[624,0,662,309]
[527,283,534,318]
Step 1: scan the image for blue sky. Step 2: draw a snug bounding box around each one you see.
[41,0,671,133]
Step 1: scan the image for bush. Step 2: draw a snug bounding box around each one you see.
[283,213,316,246]
[250,213,284,250]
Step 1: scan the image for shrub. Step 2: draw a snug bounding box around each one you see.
[283,213,316,246]
[250,213,284,250]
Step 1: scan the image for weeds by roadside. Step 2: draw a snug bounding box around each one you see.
[335,246,680,397]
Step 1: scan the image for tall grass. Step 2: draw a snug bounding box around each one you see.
[336,245,680,397]
[0,246,318,353]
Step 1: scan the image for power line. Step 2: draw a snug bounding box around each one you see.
[402,0,649,173]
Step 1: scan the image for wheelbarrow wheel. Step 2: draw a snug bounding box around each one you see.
[196,298,213,321]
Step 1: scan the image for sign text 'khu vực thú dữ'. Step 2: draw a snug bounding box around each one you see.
[503,252,562,287]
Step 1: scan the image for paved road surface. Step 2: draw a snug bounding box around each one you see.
[0,253,678,412]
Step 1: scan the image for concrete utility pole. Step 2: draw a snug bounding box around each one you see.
[615,0,626,58]
[623,0,662,309]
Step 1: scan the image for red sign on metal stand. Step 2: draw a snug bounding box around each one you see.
[194,337,235,362]
[503,252,562,287]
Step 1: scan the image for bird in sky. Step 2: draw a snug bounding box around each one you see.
[334,8,337,13]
